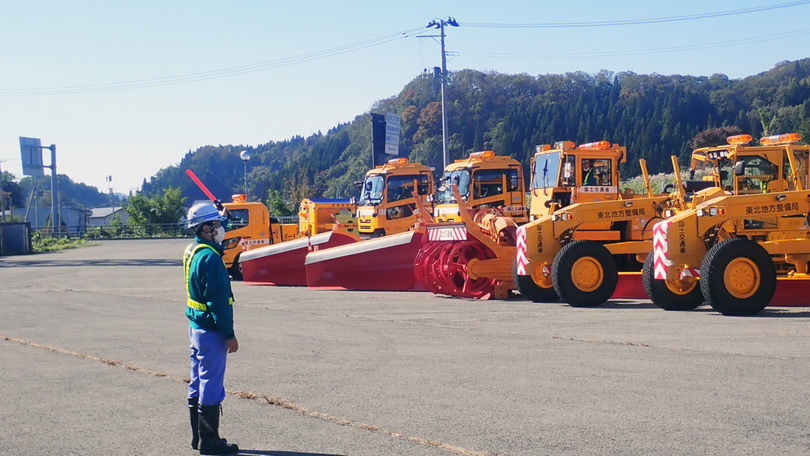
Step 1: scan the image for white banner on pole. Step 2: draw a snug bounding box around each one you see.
[384,113,400,156]
[19,137,45,177]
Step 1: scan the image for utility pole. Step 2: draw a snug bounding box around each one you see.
[0,160,5,222]
[426,17,459,171]
[107,175,114,214]
[49,144,59,236]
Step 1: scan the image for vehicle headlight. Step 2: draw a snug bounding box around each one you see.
[222,236,241,249]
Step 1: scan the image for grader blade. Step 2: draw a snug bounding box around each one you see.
[611,272,651,299]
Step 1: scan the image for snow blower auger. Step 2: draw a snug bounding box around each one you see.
[415,184,522,299]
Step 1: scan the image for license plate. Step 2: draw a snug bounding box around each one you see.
[427,225,467,241]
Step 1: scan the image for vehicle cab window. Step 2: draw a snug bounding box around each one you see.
[227,209,249,229]
[386,175,416,203]
[473,169,505,199]
[533,152,562,190]
[735,155,777,194]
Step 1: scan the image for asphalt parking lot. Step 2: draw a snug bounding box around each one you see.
[1,238,809,456]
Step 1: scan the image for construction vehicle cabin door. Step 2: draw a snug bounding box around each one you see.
[385,174,417,223]
[734,154,778,195]
[472,168,507,209]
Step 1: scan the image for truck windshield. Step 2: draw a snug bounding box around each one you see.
[533,152,561,189]
[359,175,385,205]
[435,169,471,204]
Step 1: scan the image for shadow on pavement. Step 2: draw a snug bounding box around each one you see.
[237,451,345,456]
[0,258,181,268]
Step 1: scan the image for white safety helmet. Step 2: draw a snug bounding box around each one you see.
[186,201,226,229]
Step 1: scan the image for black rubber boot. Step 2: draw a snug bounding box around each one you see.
[198,404,239,455]
[188,397,199,450]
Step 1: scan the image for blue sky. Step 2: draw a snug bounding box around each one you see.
[2,0,809,194]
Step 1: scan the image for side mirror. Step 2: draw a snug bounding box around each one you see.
[734,161,744,176]
[563,162,572,179]
[689,169,695,180]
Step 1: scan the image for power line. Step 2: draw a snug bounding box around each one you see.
[463,0,810,28]
[0,27,424,97]
[449,28,810,59]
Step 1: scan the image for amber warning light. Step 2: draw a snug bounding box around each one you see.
[760,133,802,145]
[726,134,753,145]
[577,141,611,150]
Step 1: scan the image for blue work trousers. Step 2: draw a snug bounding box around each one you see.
[188,327,227,406]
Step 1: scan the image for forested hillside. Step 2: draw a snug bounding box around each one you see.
[0,173,123,211]
[142,59,810,212]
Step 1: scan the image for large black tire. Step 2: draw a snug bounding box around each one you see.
[700,238,776,316]
[512,258,559,303]
[552,240,618,308]
[229,253,243,281]
[642,253,703,311]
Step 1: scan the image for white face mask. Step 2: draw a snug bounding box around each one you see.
[213,227,226,245]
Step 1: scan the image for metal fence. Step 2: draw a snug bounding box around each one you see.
[33,216,301,241]
[41,223,191,240]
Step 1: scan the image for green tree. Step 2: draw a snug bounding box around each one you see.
[126,186,187,224]
[266,189,294,216]
[1,171,23,207]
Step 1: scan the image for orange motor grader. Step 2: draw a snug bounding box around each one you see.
[512,140,725,307]
[644,133,810,315]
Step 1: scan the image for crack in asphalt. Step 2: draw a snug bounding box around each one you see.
[263,308,793,360]
[2,335,502,456]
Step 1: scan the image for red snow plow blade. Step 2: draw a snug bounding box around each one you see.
[611,272,648,299]
[611,272,809,307]
[241,230,359,286]
[305,231,425,291]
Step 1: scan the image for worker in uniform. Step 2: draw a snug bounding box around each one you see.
[582,159,597,186]
[183,201,240,455]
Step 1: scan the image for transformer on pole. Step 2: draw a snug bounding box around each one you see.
[426,17,459,171]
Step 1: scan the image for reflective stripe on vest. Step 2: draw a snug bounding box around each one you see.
[583,168,593,185]
[183,243,232,311]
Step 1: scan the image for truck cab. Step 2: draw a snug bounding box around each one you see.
[222,194,298,278]
[356,158,434,237]
[529,141,627,220]
[433,151,528,224]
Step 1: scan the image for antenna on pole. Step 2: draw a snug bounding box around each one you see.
[426,17,459,171]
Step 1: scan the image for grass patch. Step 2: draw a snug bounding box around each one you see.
[32,235,92,253]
